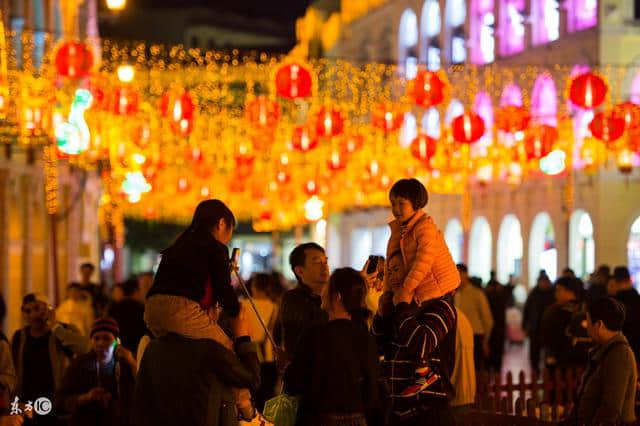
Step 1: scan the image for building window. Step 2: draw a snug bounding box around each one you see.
[500,0,525,56]
[471,0,495,64]
[473,91,493,153]
[421,0,442,70]
[399,8,419,79]
[531,73,558,126]
[566,0,598,32]
[532,0,560,46]
[446,0,467,64]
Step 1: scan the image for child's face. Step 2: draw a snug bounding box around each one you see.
[390,195,416,222]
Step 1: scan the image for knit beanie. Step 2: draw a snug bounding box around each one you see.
[90,317,120,338]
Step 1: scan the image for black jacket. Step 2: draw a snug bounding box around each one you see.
[284,319,383,426]
[523,285,555,333]
[279,283,328,354]
[147,231,240,316]
[615,287,640,363]
[540,301,590,368]
[132,334,260,426]
[107,299,147,354]
[57,351,136,426]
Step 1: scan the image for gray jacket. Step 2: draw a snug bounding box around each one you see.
[577,334,638,425]
[11,323,89,395]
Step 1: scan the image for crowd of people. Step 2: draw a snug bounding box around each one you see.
[0,178,637,426]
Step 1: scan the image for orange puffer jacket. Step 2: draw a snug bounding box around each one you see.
[386,210,460,304]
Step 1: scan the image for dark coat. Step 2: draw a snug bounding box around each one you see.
[614,287,640,364]
[576,334,637,425]
[56,351,136,426]
[279,283,328,354]
[540,301,589,368]
[132,334,260,426]
[522,285,555,333]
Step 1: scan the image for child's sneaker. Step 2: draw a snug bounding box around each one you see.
[399,365,440,397]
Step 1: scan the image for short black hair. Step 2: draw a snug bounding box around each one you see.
[289,242,325,283]
[81,263,95,271]
[118,279,140,297]
[389,179,429,210]
[587,297,626,331]
[456,263,468,273]
[555,276,583,298]
[613,266,631,282]
[248,273,272,295]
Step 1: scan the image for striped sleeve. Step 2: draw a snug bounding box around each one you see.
[391,300,456,360]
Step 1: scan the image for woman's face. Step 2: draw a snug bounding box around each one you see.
[212,219,233,245]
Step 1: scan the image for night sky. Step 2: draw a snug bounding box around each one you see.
[99,0,312,50]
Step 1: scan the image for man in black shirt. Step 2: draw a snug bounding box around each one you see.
[279,243,330,356]
[608,266,640,363]
[107,278,147,353]
[11,293,88,426]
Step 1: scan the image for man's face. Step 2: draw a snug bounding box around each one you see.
[586,312,601,343]
[390,195,416,223]
[387,255,406,290]
[296,249,329,288]
[80,266,94,282]
[22,301,48,328]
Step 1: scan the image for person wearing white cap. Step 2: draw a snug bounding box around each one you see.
[11,293,88,426]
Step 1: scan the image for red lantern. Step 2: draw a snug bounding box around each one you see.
[569,72,607,109]
[235,145,255,167]
[159,90,196,136]
[496,106,531,133]
[613,102,640,130]
[55,42,94,79]
[245,96,280,129]
[410,134,437,164]
[408,70,446,108]
[132,124,152,148]
[304,179,319,196]
[111,86,139,116]
[275,62,313,100]
[290,126,319,152]
[327,149,347,171]
[451,111,485,144]
[315,106,345,137]
[340,132,364,154]
[524,125,558,160]
[177,178,191,193]
[371,103,404,132]
[589,111,625,144]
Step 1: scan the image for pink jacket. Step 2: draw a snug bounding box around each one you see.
[386,210,460,304]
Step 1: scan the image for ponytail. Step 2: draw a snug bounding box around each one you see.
[328,268,372,327]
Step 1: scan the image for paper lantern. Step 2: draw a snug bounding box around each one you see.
[340,132,364,154]
[111,86,139,116]
[588,111,625,144]
[371,103,404,132]
[410,134,437,164]
[303,179,319,196]
[451,111,485,144]
[524,125,558,160]
[496,106,531,133]
[290,126,319,152]
[408,70,446,108]
[569,72,607,109]
[275,62,313,100]
[55,42,94,79]
[315,106,345,137]
[245,96,280,129]
[617,148,633,174]
[327,149,347,171]
[159,90,196,136]
[613,102,640,130]
[132,124,152,148]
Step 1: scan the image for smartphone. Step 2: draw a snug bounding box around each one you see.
[366,255,380,274]
[231,248,241,270]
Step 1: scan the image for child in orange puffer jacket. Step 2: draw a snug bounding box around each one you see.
[386,178,460,396]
